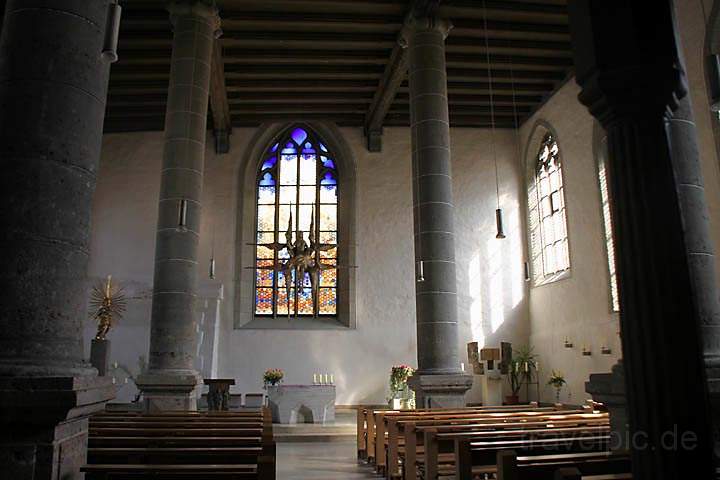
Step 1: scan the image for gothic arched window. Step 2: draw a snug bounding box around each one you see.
[528,132,570,284]
[254,126,338,317]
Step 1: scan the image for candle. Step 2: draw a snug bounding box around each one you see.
[524,362,529,372]
[324,374,329,384]
[461,362,465,372]
[111,377,116,384]
[106,275,112,297]
[313,373,318,384]
[330,374,334,384]
[124,377,128,384]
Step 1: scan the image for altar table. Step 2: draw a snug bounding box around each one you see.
[266,384,335,424]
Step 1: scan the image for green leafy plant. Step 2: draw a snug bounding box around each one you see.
[263,368,284,387]
[513,345,538,384]
[507,359,523,396]
[548,370,567,402]
[388,364,414,401]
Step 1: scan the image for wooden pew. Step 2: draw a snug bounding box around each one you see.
[83,408,275,480]
[366,404,550,465]
[496,450,631,480]
[420,415,610,480]
[387,409,597,478]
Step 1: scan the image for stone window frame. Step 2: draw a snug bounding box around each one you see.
[233,122,357,330]
[523,120,572,287]
[593,122,621,313]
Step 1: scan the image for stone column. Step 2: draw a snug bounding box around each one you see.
[0,1,116,478]
[570,1,716,477]
[667,94,720,456]
[403,15,472,408]
[136,1,220,412]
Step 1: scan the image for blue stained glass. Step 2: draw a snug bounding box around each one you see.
[282,143,296,155]
[302,146,316,154]
[320,156,335,169]
[270,143,279,153]
[261,156,277,170]
[291,128,308,145]
[320,143,328,152]
[320,172,337,186]
[259,172,275,186]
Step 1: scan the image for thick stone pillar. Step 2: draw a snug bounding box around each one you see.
[403,15,472,408]
[0,1,116,478]
[667,95,720,456]
[570,1,716,477]
[136,1,220,412]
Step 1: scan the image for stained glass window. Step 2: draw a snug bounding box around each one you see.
[598,136,619,312]
[254,127,338,316]
[528,133,570,284]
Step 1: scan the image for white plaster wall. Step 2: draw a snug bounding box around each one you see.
[516,0,720,404]
[86,126,529,405]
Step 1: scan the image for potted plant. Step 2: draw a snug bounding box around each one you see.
[388,365,415,409]
[548,370,567,404]
[514,344,538,384]
[263,368,284,388]
[506,359,522,404]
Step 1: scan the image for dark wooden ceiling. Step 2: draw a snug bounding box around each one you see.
[1,0,573,136]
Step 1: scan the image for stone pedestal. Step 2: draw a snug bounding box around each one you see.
[409,374,473,408]
[266,385,335,424]
[90,339,111,376]
[135,372,200,412]
[0,377,115,480]
[585,361,628,451]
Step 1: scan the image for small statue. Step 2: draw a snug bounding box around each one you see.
[90,275,127,340]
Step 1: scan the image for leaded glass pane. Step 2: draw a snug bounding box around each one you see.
[280,154,297,185]
[319,288,337,315]
[300,154,317,185]
[256,268,273,287]
[257,205,275,231]
[299,186,316,204]
[255,288,273,314]
[320,185,337,204]
[320,205,337,231]
[320,268,337,287]
[258,186,275,205]
[319,231,337,244]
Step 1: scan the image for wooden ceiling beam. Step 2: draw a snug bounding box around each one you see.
[209,39,232,154]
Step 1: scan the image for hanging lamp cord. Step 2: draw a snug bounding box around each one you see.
[481,0,500,210]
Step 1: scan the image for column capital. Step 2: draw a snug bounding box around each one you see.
[168,1,221,36]
[400,15,453,47]
[569,0,687,126]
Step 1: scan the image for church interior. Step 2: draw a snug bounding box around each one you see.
[2,0,720,479]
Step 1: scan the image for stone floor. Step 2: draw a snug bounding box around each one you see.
[277,441,374,480]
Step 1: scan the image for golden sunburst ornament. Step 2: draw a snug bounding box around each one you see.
[90,275,127,340]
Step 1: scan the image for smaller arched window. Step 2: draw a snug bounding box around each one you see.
[597,135,620,312]
[528,132,570,284]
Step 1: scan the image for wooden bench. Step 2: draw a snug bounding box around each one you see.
[364,404,551,465]
[357,403,544,461]
[82,463,258,479]
[496,450,631,480]
[82,408,275,480]
[387,409,600,478]
[424,434,613,480]
[419,422,610,480]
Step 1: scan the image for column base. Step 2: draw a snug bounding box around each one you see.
[585,361,628,451]
[135,372,200,412]
[0,376,115,480]
[408,373,473,408]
